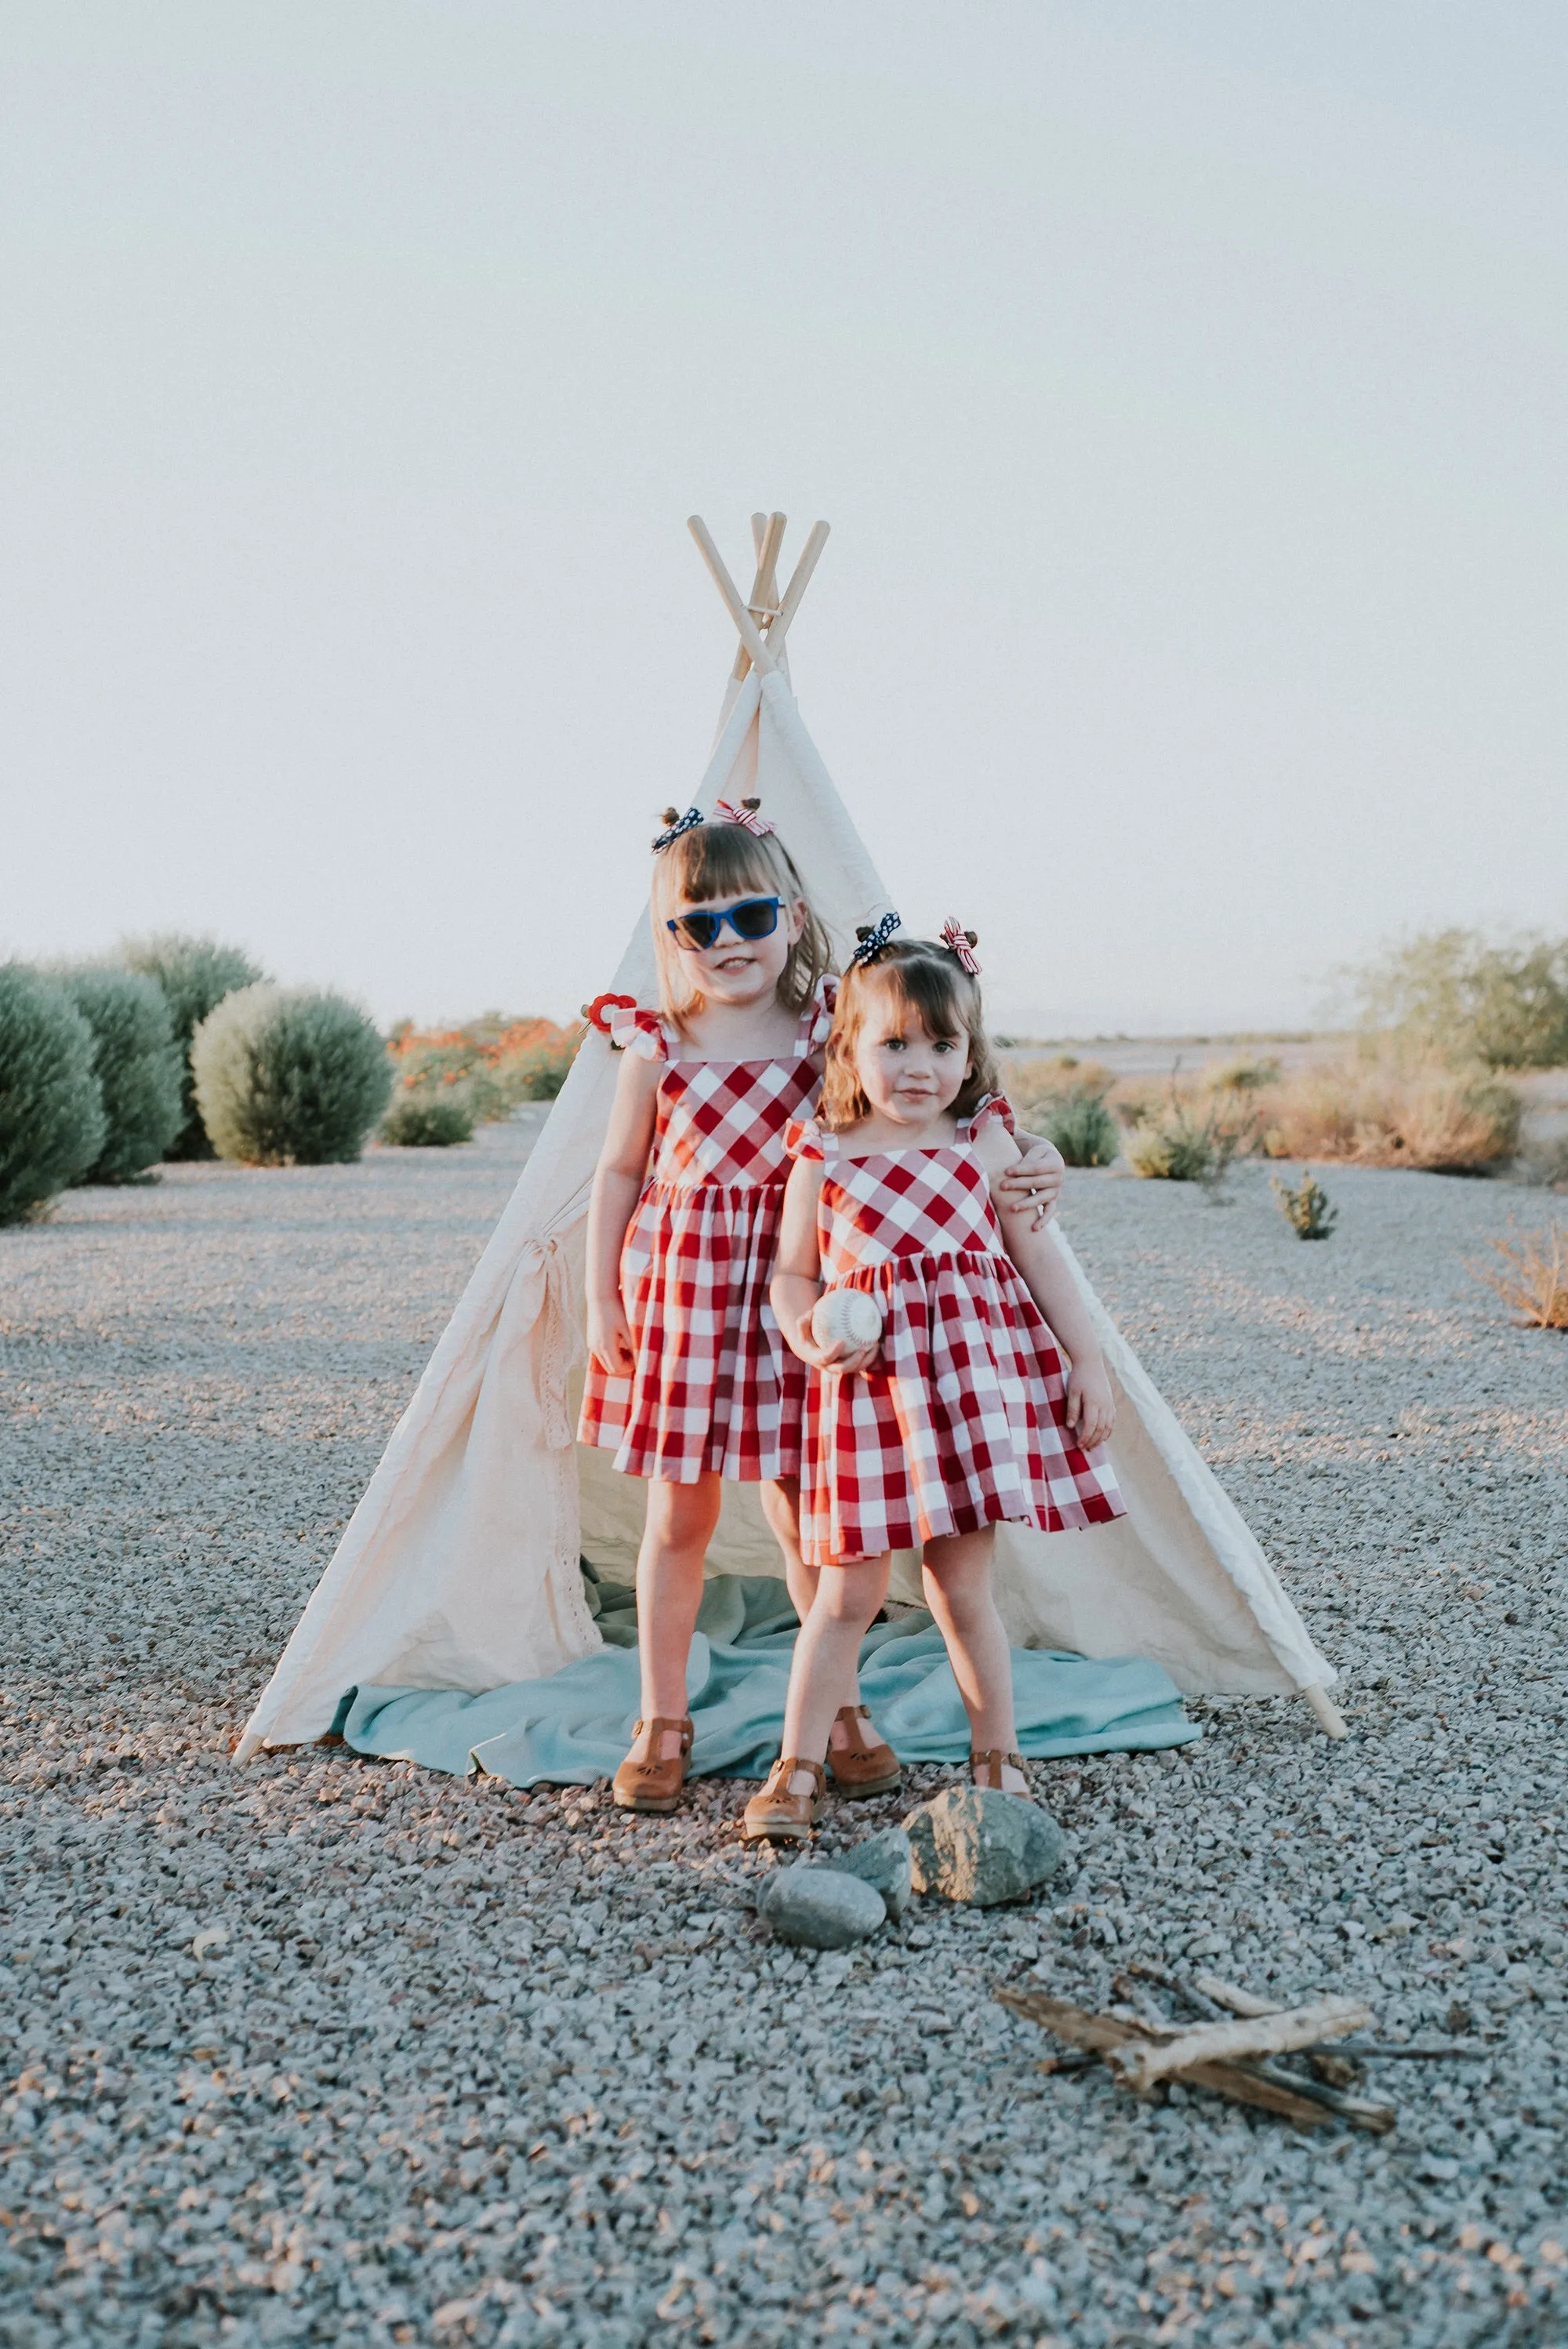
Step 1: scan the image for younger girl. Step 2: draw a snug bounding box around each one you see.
[579,814,1066,1813]
[744,925,1125,1840]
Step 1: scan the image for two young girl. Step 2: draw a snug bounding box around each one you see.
[579,799,1109,1824]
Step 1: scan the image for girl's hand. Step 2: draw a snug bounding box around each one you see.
[1065,1356,1116,1452]
[994,1138,1065,1231]
[586,1295,636,1377]
[786,1314,880,1377]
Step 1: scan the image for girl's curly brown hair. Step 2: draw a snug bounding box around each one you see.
[819,938,999,1130]
[649,811,833,1031]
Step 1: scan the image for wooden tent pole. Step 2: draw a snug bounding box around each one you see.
[731,514,786,683]
[1301,1684,1348,1738]
[768,520,830,655]
[689,517,777,674]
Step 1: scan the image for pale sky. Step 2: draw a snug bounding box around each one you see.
[2,5,1564,1037]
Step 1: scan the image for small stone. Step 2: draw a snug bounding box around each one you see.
[822,1827,913,1922]
[902,1785,1066,1908]
[757,1864,886,1949]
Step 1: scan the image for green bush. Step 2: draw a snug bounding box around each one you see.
[381,1091,476,1147]
[0,966,107,1224]
[1040,1094,1120,1167]
[192,985,394,1166]
[120,933,267,1157]
[1350,928,1568,1069]
[54,967,183,1182]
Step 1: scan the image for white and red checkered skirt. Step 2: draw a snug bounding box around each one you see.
[790,1098,1126,1564]
[577,985,833,1483]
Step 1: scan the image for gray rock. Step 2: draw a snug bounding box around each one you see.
[903,1784,1066,1907]
[823,1826,913,1921]
[757,1864,887,1948]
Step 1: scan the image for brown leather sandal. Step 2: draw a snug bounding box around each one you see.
[612,1716,693,1813]
[970,1748,1036,1801]
[741,1756,826,1843]
[826,1705,902,1798]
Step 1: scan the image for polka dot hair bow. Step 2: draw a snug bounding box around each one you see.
[652,805,703,852]
[939,917,982,975]
[848,911,902,968]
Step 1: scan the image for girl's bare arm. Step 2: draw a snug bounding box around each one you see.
[975,1123,1116,1447]
[583,1051,661,1373]
[771,1160,880,1373]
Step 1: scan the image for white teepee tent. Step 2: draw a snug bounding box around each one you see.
[235,515,1341,1765]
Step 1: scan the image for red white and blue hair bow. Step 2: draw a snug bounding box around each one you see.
[940,918,982,975]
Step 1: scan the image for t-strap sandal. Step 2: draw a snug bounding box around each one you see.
[970,1748,1036,1802]
[612,1716,694,1813]
[741,1757,826,1843]
[826,1705,902,1799]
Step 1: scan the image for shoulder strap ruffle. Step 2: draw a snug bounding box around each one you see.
[604,1001,670,1061]
[962,1091,1016,1138]
[784,1115,834,1164]
[801,971,837,1052]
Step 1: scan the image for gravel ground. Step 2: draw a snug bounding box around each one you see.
[3,1115,1565,2349]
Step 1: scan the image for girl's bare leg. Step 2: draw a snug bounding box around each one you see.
[626,1473,723,1764]
[921,1529,1027,1794]
[778,1553,891,1793]
[759,1476,866,1750]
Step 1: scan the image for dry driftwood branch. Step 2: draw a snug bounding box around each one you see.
[1105,1995,1374,2091]
[995,1988,1341,2130]
[1110,1966,1396,2131]
[1193,1971,1280,2019]
[1189,1967,1480,2064]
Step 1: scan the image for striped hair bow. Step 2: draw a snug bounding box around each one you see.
[713,797,776,837]
[940,918,982,975]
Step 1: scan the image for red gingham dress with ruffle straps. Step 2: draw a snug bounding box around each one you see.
[577,980,835,1483]
[789,1095,1127,1565]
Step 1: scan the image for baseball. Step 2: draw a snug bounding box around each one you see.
[811,1287,884,1356]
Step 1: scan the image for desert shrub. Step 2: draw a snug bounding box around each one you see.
[121,934,267,1157]
[1125,1084,1257,1190]
[1040,1094,1120,1167]
[381,1092,476,1147]
[1007,1055,1118,1164]
[1213,1055,1283,1092]
[1257,1056,1521,1172]
[53,967,183,1182]
[1348,928,1568,1070]
[1470,1222,1568,1330]
[386,1014,583,1118]
[193,985,393,1166]
[1272,1170,1338,1240]
[0,966,107,1223]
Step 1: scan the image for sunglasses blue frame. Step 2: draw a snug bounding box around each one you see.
[666,896,783,950]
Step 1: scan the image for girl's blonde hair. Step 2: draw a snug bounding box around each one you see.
[649,812,833,1028]
[820,938,999,1130]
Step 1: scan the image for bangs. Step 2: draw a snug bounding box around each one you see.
[859,956,970,1040]
[651,822,788,917]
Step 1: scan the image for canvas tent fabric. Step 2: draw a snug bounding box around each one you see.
[234,521,1334,1767]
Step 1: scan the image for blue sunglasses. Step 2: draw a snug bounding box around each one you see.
[666,896,782,951]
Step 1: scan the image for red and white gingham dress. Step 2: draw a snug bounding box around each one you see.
[577,982,834,1483]
[790,1095,1126,1565]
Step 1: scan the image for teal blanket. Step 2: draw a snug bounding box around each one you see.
[339,1570,1197,1785]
